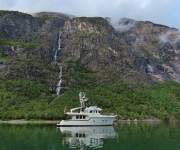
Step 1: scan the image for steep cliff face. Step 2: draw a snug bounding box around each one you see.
[0,11,180,95]
[59,17,127,85]
[115,18,180,82]
[58,17,180,86]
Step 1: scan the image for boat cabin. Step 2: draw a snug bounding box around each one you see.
[83,106,101,113]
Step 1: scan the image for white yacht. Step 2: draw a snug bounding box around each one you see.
[57,92,116,127]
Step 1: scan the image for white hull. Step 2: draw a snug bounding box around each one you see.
[57,116,115,127]
[59,126,115,133]
[57,92,117,127]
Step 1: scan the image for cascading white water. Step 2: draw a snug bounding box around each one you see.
[56,80,62,96]
[54,31,61,63]
[54,50,57,63]
[56,66,62,96]
[54,32,63,96]
[56,79,62,96]
[59,66,62,79]
[58,32,61,50]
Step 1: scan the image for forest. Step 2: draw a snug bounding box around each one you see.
[0,76,180,121]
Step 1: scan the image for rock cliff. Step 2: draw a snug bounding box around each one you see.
[0,11,180,95]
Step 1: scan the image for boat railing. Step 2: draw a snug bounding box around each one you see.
[103,114,117,117]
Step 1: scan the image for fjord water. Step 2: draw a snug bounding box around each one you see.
[0,122,180,150]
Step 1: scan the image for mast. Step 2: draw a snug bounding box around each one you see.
[79,92,90,108]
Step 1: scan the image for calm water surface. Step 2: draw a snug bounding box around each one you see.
[0,122,180,150]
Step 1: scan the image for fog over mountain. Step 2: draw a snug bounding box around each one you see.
[1,0,180,29]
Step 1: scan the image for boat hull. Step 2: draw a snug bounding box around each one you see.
[57,116,115,127]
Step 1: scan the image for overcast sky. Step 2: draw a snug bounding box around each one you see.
[1,0,180,29]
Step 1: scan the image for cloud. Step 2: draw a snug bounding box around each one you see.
[110,18,136,32]
[135,36,144,45]
[159,30,180,44]
[159,35,169,43]
[0,0,180,29]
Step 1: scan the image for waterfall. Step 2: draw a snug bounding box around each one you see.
[56,67,62,96]
[56,79,62,95]
[54,31,61,63]
[54,31,63,96]
[59,66,62,79]
[54,50,57,63]
[58,32,61,50]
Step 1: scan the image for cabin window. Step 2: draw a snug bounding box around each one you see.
[76,115,79,119]
[90,110,92,113]
[80,115,82,119]
[83,115,85,119]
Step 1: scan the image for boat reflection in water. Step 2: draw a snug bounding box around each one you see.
[59,126,118,149]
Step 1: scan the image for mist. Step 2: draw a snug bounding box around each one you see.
[1,0,180,29]
[159,30,180,44]
[109,18,136,32]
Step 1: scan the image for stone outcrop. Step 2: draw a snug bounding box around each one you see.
[0,11,180,94]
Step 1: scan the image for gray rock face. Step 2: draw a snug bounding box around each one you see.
[0,11,180,93]
[110,19,180,83]
[0,12,42,40]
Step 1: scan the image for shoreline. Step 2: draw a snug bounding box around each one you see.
[0,119,59,124]
[116,119,162,122]
[0,119,179,125]
[116,118,179,122]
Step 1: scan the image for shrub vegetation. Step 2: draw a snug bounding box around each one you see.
[0,36,40,49]
[1,75,180,121]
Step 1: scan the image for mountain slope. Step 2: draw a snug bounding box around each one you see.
[0,10,180,120]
